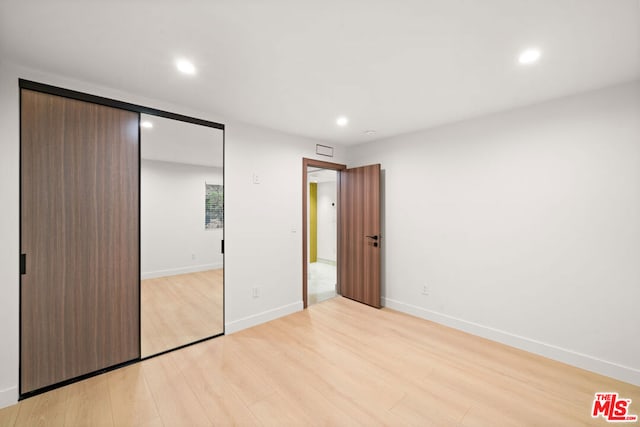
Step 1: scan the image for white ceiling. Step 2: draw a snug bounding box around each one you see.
[1,0,638,145]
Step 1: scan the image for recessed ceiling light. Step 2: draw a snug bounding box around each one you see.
[176,59,196,75]
[518,48,541,65]
[336,116,349,127]
[141,120,153,129]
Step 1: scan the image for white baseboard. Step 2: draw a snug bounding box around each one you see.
[225,301,303,334]
[382,297,640,386]
[0,386,17,410]
[141,263,223,280]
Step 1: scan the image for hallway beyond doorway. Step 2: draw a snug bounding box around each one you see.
[307,261,337,305]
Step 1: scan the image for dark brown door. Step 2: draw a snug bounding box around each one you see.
[338,164,381,308]
[20,89,140,394]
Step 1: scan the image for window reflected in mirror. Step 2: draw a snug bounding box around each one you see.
[140,113,224,358]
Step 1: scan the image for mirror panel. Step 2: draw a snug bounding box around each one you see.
[140,113,224,358]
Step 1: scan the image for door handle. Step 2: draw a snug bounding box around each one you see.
[20,254,26,275]
[366,235,379,240]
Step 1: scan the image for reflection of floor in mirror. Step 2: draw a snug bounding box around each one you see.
[141,269,223,357]
[308,261,337,305]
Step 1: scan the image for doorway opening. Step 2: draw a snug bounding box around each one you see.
[307,167,338,305]
[302,158,381,309]
[302,158,346,308]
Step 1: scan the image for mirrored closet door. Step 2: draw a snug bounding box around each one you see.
[140,113,224,357]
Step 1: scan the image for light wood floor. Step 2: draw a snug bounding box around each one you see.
[1,297,638,426]
[141,269,224,357]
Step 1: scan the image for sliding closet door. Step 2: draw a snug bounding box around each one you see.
[20,89,140,394]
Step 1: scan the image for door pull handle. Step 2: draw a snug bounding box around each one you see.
[20,254,26,275]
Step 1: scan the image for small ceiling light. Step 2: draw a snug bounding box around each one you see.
[176,59,196,75]
[336,116,349,127]
[518,48,541,65]
[364,130,377,136]
[141,121,153,129]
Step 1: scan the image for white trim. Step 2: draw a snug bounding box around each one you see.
[0,386,17,410]
[382,297,640,386]
[225,301,303,334]
[141,263,223,280]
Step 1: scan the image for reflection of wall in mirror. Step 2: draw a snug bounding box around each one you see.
[141,159,223,279]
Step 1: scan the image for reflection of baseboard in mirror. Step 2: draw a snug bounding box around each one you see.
[141,113,224,358]
[141,269,224,358]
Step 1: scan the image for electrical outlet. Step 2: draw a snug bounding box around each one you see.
[252,287,260,298]
[191,253,196,260]
[421,285,429,295]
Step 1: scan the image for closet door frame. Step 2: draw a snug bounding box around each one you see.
[18,79,225,399]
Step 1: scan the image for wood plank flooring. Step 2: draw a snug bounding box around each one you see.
[141,269,224,357]
[2,297,638,426]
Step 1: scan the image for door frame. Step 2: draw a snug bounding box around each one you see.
[302,158,346,308]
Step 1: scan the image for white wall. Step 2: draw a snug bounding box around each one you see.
[0,62,20,408]
[317,181,337,262]
[141,160,223,278]
[0,60,346,407]
[348,81,640,385]
[224,124,346,331]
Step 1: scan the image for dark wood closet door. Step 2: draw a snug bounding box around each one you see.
[20,89,140,394]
